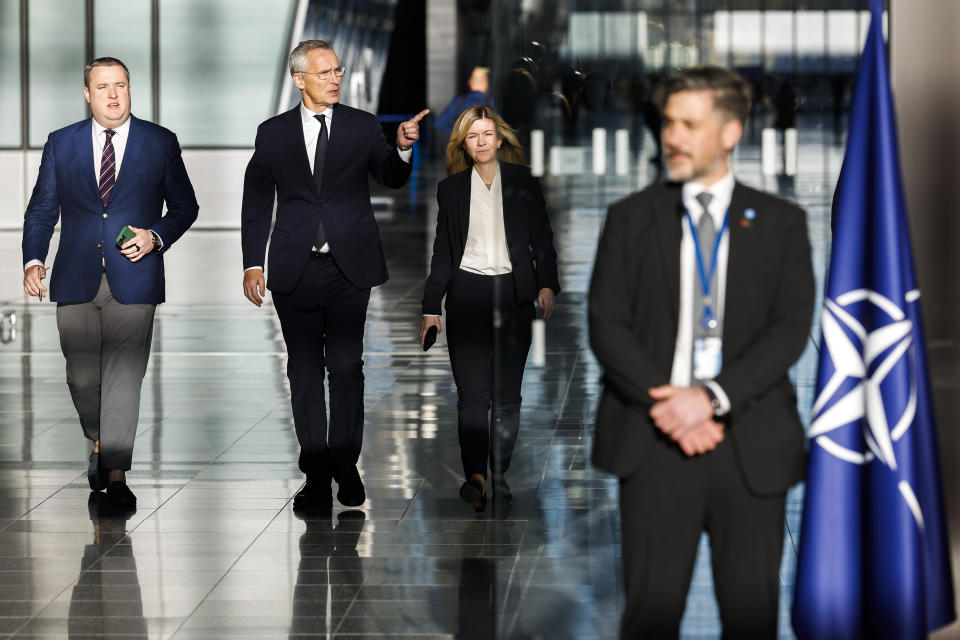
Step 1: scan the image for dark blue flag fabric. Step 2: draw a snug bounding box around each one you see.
[792,0,956,638]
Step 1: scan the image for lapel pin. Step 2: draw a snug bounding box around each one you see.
[740,208,757,228]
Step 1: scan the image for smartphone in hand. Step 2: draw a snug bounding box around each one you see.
[115,225,136,250]
[422,325,438,351]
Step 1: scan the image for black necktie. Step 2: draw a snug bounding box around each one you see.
[313,114,328,246]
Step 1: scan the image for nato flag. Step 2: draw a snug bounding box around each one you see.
[792,0,955,637]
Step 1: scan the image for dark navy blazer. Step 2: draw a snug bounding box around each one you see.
[421,162,561,316]
[240,104,412,293]
[22,115,199,304]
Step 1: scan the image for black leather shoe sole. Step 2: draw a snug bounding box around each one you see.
[294,485,333,508]
[333,465,366,507]
[106,481,137,508]
[459,479,487,513]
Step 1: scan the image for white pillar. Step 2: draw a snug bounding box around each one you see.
[784,128,798,176]
[761,128,778,176]
[530,129,545,177]
[531,319,546,367]
[615,129,629,176]
[592,128,606,176]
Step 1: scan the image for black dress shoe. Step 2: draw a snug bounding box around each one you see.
[459,478,487,513]
[491,474,512,502]
[87,452,110,491]
[333,464,365,507]
[106,481,137,508]
[293,476,333,511]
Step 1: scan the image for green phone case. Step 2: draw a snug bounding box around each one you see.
[115,225,135,249]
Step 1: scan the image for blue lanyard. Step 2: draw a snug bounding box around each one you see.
[685,208,729,330]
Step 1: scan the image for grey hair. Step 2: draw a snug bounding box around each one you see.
[289,40,334,75]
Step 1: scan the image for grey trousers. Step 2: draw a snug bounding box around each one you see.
[56,273,155,471]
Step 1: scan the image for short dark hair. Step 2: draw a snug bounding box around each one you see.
[654,66,751,125]
[289,40,334,75]
[84,57,130,87]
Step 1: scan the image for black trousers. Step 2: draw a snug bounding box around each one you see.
[445,270,535,479]
[618,438,786,640]
[272,254,370,476]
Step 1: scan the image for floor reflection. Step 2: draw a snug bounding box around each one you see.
[68,493,145,639]
[290,509,365,637]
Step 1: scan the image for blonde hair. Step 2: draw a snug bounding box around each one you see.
[445,105,525,176]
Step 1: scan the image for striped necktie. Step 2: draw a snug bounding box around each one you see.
[98,129,116,205]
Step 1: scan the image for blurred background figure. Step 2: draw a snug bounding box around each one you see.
[434,66,497,138]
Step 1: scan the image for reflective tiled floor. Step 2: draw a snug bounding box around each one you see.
[0,122,852,638]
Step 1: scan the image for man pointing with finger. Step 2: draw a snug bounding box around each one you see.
[241,40,427,510]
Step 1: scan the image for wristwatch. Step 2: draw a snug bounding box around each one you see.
[703,385,722,414]
[149,231,161,252]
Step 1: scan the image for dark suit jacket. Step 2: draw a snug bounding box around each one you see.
[589,181,814,495]
[421,162,561,315]
[21,116,199,304]
[241,104,412,293]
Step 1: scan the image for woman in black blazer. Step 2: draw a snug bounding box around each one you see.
[419,105,560,512]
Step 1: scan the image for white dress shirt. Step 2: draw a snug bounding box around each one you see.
[245,103,413,270]
[669,170,735,414]
[459,165,512,275]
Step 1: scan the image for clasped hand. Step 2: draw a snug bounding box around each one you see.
[649,385,725,456]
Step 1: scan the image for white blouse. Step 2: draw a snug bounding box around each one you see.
[459,165,512,275]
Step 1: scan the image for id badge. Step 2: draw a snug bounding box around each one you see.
[693,337,723,381]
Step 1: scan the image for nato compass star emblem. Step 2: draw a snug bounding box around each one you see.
[809,288,926,527]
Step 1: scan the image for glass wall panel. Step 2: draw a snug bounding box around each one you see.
[666,13,697,69]
[763,11,794,73]
[159,0,296,147]
[28,0,86,147]
[94,0,153,122]
[0,0,21,147]
[796,11,826,73]
[827,10,860,72]
[730,10,762,68]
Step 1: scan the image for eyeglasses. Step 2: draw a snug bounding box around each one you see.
[298,66,346,81]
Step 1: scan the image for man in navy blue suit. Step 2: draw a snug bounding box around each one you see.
[22,57,198,508]
[241,40,427,510]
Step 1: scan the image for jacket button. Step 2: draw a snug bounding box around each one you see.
[96,243,102,248]
[102,213,108,219]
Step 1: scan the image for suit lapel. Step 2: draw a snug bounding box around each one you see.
[110,115,143,205]
[655,186,684,325]
[320,104,351,198]
[72,119,100,201]
[284,107,316,198]
[499,163,522,243]
[457,168,471,240]
[723,183,754,343]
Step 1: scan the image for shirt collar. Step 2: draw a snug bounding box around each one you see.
[301,102,333,125]
[682,171,735,223]
[92,115,131,139]
[470,163,501,190]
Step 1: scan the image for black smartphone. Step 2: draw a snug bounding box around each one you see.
[115,225,136,249]
[422,325,438,351]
